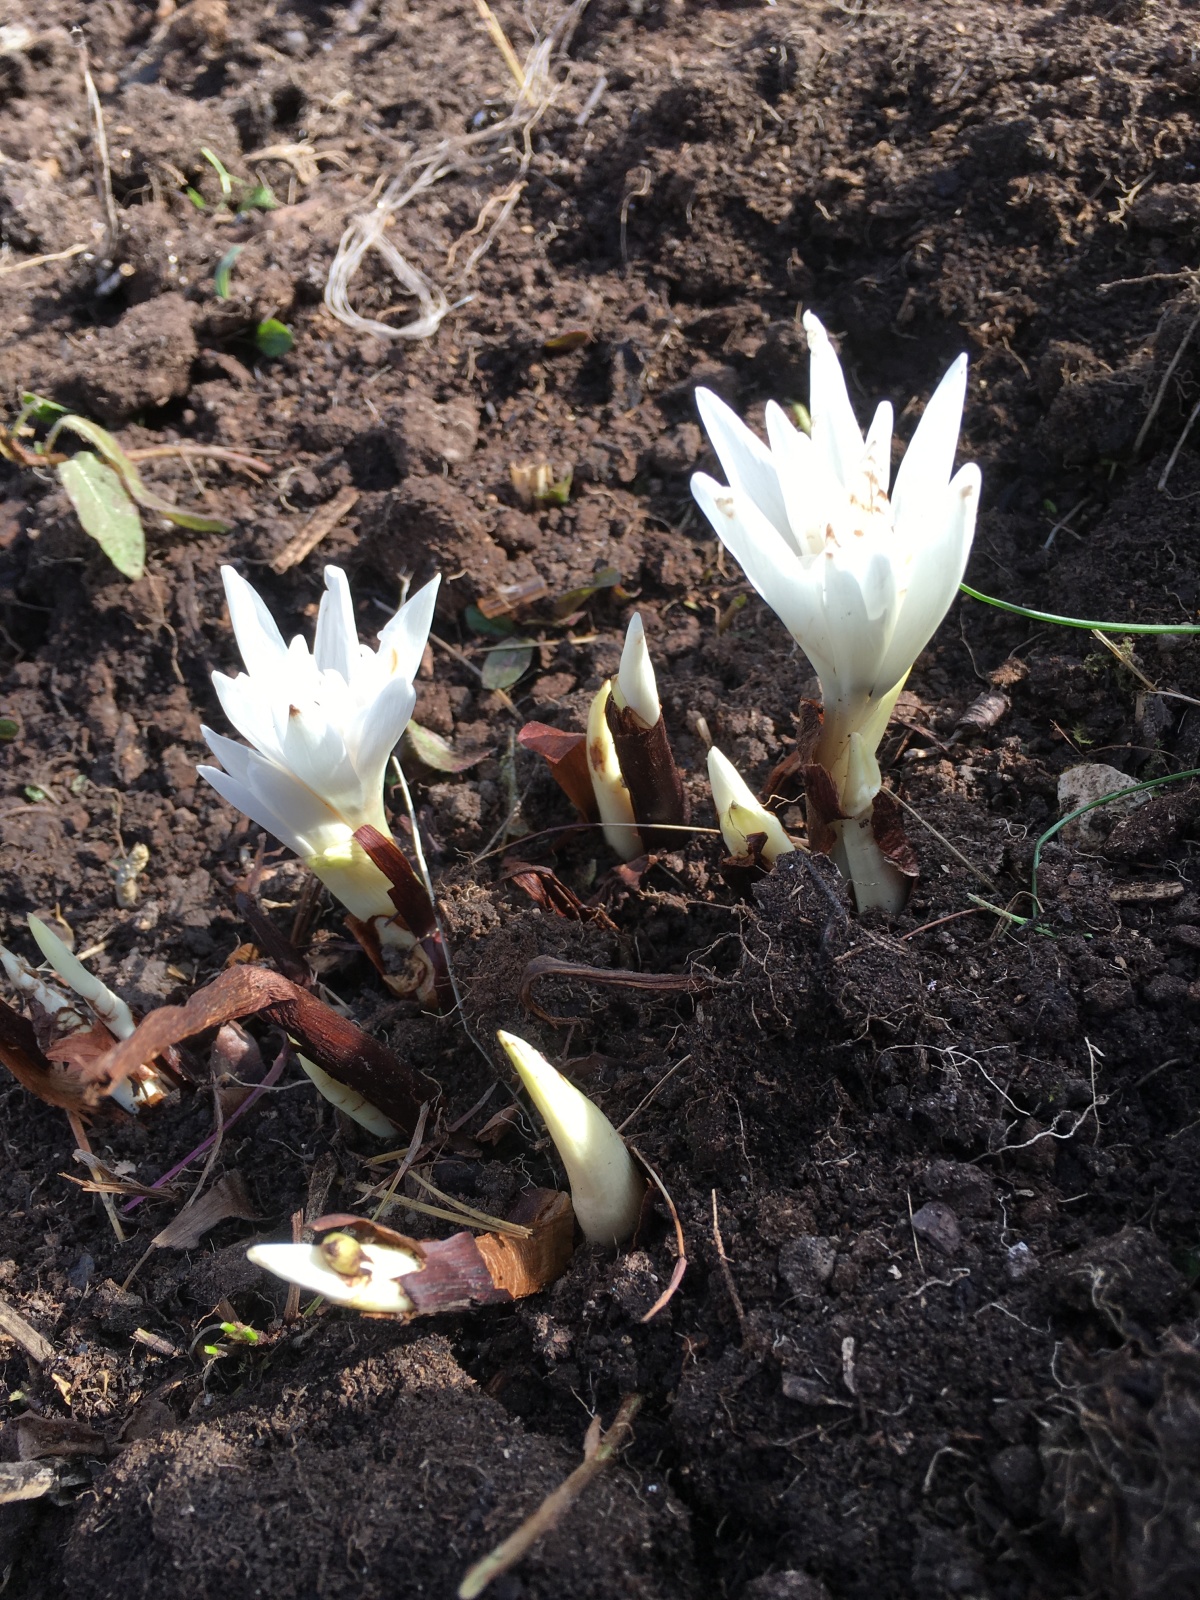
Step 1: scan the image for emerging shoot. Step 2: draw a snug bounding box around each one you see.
[497,1029,645,1246]
[707,746,796,864]
[247,1233,420,1315]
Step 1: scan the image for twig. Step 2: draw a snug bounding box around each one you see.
[457,1396,643,1599]
[283,1209,303,1323]
[67,1109,124,1243]
[74,32,119,267]
[389,757,492,1068]
[0,243,89,278]
[711,1189,745,1339]
[887,790,999,893]
[122,1041,290,1215]
[1134,306,1200,459]
[270,486,359,574]
[471,0,526,93]
[632,1146,688,1323]
[1158,396,1200,492]
[0,1295,55,1365]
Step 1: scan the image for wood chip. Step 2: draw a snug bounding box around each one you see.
[1109,880,1185,904]
[0,1294,56,1364]
[270,486,359,574]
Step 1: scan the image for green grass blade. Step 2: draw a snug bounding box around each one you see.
[960,583,1200,636]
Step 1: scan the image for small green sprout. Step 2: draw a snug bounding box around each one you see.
[255,319,295,358]
[213,245,244,301]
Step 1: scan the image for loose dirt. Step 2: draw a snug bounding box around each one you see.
[1,2,1199,1597]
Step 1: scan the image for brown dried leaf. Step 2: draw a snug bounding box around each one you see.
[89,966,438,1135]
[152,1172,262,1250]
[517,721,597,821]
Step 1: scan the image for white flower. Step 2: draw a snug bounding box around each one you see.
[198,566,439,922]
[691,311,980,814]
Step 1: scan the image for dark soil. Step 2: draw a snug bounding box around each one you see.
[2,2,1200,1597]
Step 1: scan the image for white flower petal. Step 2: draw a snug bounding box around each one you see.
[763,401,842,559]
[863,400,894,497]
[690,471,836,681]
[876,461,980,692]
[803,312,866,491]
[275,704,366,823]
[212,671,283,764]
[376,576,440,689]
[616,613,660,727]
[222,566,289,682]
[695,388,791,540]
[820,550,895,695]
[314,565,358,684]
[891,353,968,539]
[200,732,347,858]
[345,673,418,819]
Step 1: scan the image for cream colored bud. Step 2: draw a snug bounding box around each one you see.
[613,612,660,729]
[247,1239,420,1313]
[497,1030,645,1247]
[706,746,795,863]
[585,680,641,860]
[296,1052,400,1138]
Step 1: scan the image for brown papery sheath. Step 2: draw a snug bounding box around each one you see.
[310,1188,576,1319]
[604,698,690,850]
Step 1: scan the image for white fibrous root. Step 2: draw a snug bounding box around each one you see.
[584,678,640,861]
[706,747,796,864]
[198,564,440,939]
[296,1052,400,1139]
[497,1029,645,1247]
[247,1234,420,1315]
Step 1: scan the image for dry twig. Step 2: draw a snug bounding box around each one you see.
[457,1395,642,1598]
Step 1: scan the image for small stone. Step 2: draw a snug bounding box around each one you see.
[910,1201,962,1256]
[1006,1241,1037,1282]
[1057,763,1146,843]
[778,1236,838,1297]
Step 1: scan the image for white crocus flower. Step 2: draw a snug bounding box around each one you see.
[691,311,980,910]
[198,566,439,927]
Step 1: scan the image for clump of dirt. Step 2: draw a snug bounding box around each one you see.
[1,2,1200,1598]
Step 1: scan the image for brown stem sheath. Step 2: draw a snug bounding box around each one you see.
[604,699,690,849]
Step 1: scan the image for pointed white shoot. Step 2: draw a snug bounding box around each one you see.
[497,1030,644,1247]
[585,680,641,861]
[28,915,136,1040]
[613,613,661,729]
[296,1053,400,1139]
[247,1236,419,1314]
[706,746,795,864]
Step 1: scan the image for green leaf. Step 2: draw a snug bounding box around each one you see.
[550,565,621,620]
[23,786,47,803]
[464,602,516,639]
[19,393,68,425]
[57,453,146,579]
[185,187,206,209]
[200,146,235,199]
[403,721,490,773]
[213,245,244,301]
[238,180,278,213]
[0,717,19,741]
[47,415,229,534]
[255,319,294,358]
[481,641,535,692]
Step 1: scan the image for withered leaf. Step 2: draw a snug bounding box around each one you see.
[90,965,438,1135]
[152,1172,262,1250]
